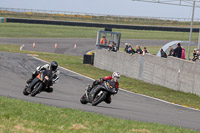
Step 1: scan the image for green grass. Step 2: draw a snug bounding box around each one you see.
[1,97,199,133]
[1,44,200,110]
[0,23,199,41]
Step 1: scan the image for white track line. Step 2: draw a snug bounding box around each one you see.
[25,48,200,112]
[20,45,24,51]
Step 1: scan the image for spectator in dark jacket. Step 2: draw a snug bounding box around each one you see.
[124,43,128,53]
[135,45,143,54]
[108,42,117,52]
[127,43,135,55]
[168,46,175,56]
[192,49,200,61]
[142,47,149,55]
[192,48,197,61]
[174,43,182,58]
[160,48,167,58]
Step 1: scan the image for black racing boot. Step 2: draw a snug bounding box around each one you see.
[105,96,112,104]
[45,87,53,93]
[26,78,33,84]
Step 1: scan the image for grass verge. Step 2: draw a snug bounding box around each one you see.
[0,23,199,41]
[1,44,200,110]
[1,96,199,133]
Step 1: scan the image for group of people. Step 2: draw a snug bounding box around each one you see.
[124,43,149,55]
[102,37,199,62]
[100,36,118,52]
[160,43,185,59]
[123,42,188,60]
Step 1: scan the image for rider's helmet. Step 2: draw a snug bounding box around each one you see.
[50,61,58,71]
[112,72,120,82]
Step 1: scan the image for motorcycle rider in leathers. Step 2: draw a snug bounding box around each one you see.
[87,72,120,104]
[26,61,60,93]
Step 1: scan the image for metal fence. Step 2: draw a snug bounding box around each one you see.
[0,7,200,24]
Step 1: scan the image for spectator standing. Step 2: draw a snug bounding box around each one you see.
[174,43,182,58]
[192,49,200,61]
[127,43,135,55]
[192,48,197,60]
[160,48,167,58]
[168,46,175,56]
[108,42,117,52]
[142,47,149,55]
[124,43,128,53]
[135,45,143,54]
[181,47,185,59]
[100,36,107,44]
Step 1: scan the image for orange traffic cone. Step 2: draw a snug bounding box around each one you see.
[74,43,77,50]
[33,41,35,48]
[54,43,57,48]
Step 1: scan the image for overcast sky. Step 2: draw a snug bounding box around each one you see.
[1,0,200,20]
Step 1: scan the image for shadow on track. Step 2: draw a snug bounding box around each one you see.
[35,95,75,102]
[93,105,138,112]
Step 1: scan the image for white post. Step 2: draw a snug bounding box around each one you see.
[187,0,196,59]
[198,28,200,49]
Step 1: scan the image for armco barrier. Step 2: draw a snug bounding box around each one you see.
[6,18,199,32]
[94,49,200,96]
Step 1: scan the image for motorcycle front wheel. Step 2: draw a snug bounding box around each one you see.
[92,91,107,106]
[80,94,88,104]
[23,87,29,96]
[31,82,43,97]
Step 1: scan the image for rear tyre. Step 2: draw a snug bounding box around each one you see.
[23,88,29,96]
[31,82,43,97]
[92,90,107,106]
[80,94,88,104]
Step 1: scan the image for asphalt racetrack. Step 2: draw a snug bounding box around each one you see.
[0,38,174,56]
[0,38,200,130]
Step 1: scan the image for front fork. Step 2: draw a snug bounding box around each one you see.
[85,84,91,99]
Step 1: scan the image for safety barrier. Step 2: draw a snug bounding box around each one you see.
[6,18,199,32]
[94,49,200,96]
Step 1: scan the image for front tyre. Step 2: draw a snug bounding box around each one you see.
[23,87,29,96]
[92,91,107,106]
[80,94,88,104]
[31,82,43,97]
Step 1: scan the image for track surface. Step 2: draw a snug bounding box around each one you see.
[0,38,178,56]
[1,51,200,130]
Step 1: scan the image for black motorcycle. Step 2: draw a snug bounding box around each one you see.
[80,80,117,106]
[23,70,53,97]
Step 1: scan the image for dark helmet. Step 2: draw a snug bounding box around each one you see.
[50,61,58,71]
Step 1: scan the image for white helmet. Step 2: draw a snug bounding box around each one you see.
[112,72,120,82]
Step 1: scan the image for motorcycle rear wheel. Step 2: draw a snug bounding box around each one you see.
[31,82,43,97]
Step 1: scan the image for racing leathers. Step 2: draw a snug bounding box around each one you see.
[89,76,119,104]
[26,64,60,92]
